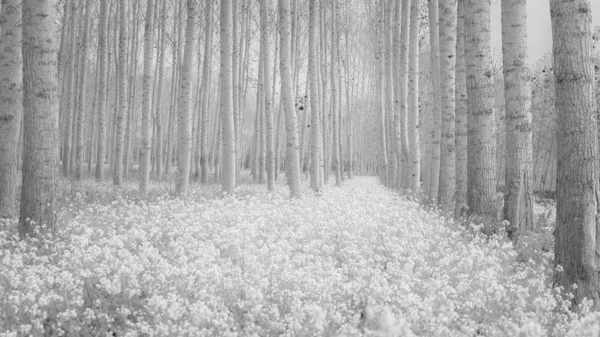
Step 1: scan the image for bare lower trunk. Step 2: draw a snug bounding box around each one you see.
[20,0,59,237]
[465,0,496,218]
[438,0,457,209]
[279,0,302,197]
[221,0,236,194]
[140,0,156,192]
[407,0,422,193]
[502,0,533,237]
[0,0,22,218]
[455,0,468,215]
[113,0,128,186]
[175,0,198,196]
[551,0,600,310]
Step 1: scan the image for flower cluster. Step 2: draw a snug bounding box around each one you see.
[0,176,596,336]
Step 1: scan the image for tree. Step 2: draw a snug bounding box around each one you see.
[332,0,342,187]
[221,0,236,194]
[279,0,302,197]
[259,0,275,191]
[0,0,23,218]
[19,0,59,237]
[426,0,442,200]
[200,0,214,184]
[176,0,198,196]
[455,0,468,215]
[140,0,156,193]
[501,0,533,237]
[396,0,411,190]
[464,0,496,218]
[438,0,457,209]
[75,0,91,181]
[551,0,600,309]
[95,0,109,181]
[408,0,422,193]
[308,0,321,192]
[113,0,128,186]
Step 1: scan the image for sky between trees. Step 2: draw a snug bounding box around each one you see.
[489,0,600,62]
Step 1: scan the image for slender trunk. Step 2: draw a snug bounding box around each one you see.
[95,0,108,181]
[175,0,198,196]
[200,0,213,184]
[438,0,457,209]
[331,0,341,186]
[427,0,442,200]
[260,0,276,191]
[62,2,77,178]
[455,0,468,215]
[502,0,533,237]
[309,0,321,191]
[407,0,422,193]
[140,0,156,192]
[279,0,302,197]
[221,0,236,194]
[75,0,90,181]
[113,0,128,185]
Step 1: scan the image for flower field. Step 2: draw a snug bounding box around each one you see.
[1,177,599,336]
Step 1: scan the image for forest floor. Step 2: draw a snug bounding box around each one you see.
[0,175,598,336]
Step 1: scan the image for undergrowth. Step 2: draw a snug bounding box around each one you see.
[0,176,598,336]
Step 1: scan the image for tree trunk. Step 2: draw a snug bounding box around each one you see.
[19,0,59,237]
[551,0,600,310]
[75,0,90,181]
[175,0,198,196]
[438,0,457,209]
[113,0,128,186]
[408,0,422,193]
[140,0,156,192]
[332,0,341,187]
[0,0,22,218]
[221,0,236,194]
[465,0,496,218]
[396,0,411,190]
[502,0,533,237]
[95,0,109,181]
[427,0,442,200]
[259,0,275,191]
[279,0,302,197]
[62,1,77,178]
[455,0,468,215]
[309,0,321,192]
[200,0,213,184]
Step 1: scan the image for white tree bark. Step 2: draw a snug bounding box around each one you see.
[438,0,457,209]
[465,0,497,218]
[95,0,109,181]
[113,0,128,186]
[502,0,533,237]
[408,0,422,193]
[140,0,156,192]
[259,0,275,191]
[309,0,321,192]
[176,0,198,196]
[279,0,302,197]
[220,0,236,194]
[455,0,468,215]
